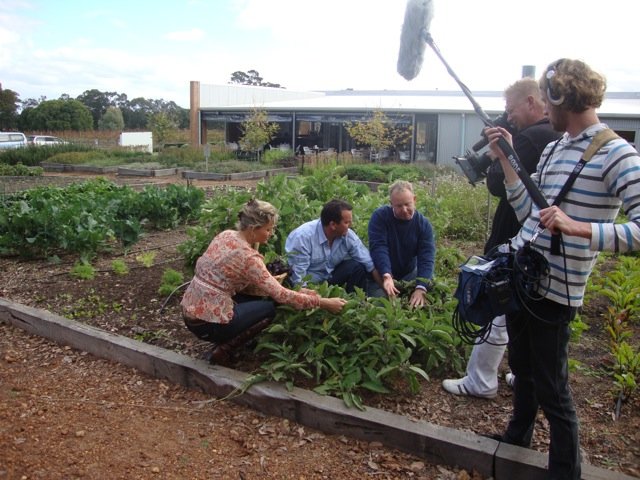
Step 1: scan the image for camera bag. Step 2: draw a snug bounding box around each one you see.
[453,251,518,328]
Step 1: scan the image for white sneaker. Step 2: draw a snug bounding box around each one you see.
[505,372,515,388]
[442,378,496,399]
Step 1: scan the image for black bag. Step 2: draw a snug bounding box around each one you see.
[453,251,520,327]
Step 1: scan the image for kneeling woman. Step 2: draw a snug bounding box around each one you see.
[181,199,346,364]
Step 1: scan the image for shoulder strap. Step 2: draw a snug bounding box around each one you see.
[582,128,620,163]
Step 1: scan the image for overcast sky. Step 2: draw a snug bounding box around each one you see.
[2,0,639,108]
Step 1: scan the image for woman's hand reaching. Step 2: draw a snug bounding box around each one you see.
[319,297,347,314]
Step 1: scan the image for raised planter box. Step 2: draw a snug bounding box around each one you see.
[41,163,118,174]
[182,166,299,182]
[67,165,119,174]
[40,162,65,172]
[117,167,178,177]
[227,170,269,180]
[266,166,299,176]
[182,171,230,181]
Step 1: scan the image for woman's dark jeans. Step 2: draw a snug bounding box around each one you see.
[185,294,275,344]
[505,297,580,480]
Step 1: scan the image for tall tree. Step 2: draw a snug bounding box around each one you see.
[98,106,125,131]
[76,89,120,129]
[20,96,47,110]
[229,69,283,88]
[0,86,20,130]
[20,99,93,131]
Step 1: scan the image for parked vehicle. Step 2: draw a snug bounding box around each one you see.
[0,132,27,149]
[26,135,67,146]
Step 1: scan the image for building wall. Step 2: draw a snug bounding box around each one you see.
[436,113,491,168]
[600,116,639,146]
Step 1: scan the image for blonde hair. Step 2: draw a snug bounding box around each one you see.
[388,180,414,198]
[539,58,606,112]
[504,77,542,102]
[236,199,278,231]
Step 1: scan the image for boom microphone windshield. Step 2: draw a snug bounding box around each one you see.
[397,0,434,80]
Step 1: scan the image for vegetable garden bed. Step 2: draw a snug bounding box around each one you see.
[0,170,638,478]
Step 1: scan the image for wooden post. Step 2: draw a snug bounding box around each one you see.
[190,81,200,147]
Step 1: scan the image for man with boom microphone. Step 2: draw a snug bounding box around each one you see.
[486,59,640,479]
[442,78,561,398]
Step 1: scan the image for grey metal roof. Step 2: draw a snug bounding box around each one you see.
[198,84,640,118]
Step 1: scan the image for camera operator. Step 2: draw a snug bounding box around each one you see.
[486,59,640,479]
[443,78,560,399]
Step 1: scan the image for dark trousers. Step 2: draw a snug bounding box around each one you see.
[504,297,580,480]
[328,259,367,293]
[185,294,276,344]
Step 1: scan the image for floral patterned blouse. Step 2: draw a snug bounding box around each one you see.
[181,230,320,324]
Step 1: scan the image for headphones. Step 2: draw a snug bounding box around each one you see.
[545,59,566,106]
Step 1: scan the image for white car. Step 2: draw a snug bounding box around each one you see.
[26,135,67,146]
[0,132,27,149]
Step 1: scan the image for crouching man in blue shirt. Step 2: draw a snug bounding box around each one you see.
[285,199,383,294]
[368,180,436,308]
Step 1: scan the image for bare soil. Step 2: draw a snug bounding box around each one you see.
[0,173,638,479]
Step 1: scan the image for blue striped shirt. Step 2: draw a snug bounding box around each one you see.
[507,123,640,306]
[285,219,375,286]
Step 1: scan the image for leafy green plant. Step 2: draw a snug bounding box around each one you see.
[111,259,129,275]
[0,143,94,166]
[612,341,639,419]
[135,251,157,268]
[0,162,43,176]
[0,178,203,259]
[158,268,185,296]
[252,282,463,410]
[263,148,294,166]
[59,290,111,320]
[178,186,252,268]
[588,253,640,413]
[70,261,96,280]
[570,314,590,342]
[133,328,170,344]
[592,256,640,323]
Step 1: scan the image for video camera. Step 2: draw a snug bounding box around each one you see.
[453,112,515,185]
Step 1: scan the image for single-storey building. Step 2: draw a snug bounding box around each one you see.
[188,81,640,168]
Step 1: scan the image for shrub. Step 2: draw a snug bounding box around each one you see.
[0,163,43,176]
[46,151,106,165]
[422,177,491,242]
[339,163,442,183]
[263,148,294,166]
[0,143,93,166]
